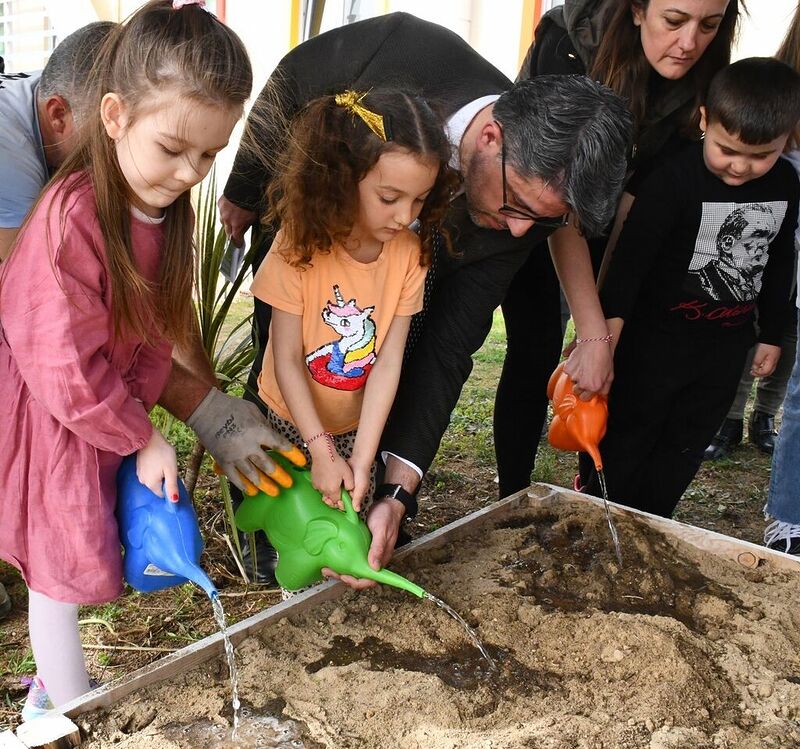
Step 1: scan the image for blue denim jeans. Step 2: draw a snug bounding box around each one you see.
[767,318,800,524]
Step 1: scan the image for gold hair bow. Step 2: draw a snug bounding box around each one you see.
[334,90,387,142]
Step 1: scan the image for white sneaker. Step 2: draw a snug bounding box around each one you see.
[764,519,800,555]
[20,676,54,722]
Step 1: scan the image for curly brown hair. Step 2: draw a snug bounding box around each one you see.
[265,88,460,267]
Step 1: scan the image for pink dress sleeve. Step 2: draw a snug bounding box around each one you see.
[0,183,153,455]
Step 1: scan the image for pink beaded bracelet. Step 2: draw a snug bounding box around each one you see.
[575,333,614,344]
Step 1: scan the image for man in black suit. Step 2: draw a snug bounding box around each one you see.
[216,12,633,585]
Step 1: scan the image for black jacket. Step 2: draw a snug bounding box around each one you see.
[225,13,550,474]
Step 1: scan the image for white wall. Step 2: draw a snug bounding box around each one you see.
[734,0,797,60]
[214,1,295,193]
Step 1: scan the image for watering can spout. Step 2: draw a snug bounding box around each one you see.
[176,561,218,600]
[369,569,427,599]
[343,558,427,599]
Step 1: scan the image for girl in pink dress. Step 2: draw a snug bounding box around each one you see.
[0,0,251,711]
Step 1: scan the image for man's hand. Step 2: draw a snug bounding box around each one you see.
[218,195,257,248]
[186,388,300,492]
[322,497,405,590]
[563,340,614,400]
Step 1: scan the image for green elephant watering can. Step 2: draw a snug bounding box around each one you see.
[234,452,426,598]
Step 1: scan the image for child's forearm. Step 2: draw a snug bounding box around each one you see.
[351,362,401,466]
[351,317,410,467]
[275,358,328,449]
[606,317,625,344]
[272,310,331,458]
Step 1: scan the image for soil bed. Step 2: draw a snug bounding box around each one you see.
[77,496,800,749]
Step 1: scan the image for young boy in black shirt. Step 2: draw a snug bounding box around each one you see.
[579,57,800,518]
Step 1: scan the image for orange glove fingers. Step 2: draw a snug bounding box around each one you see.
[267,464,293,488]
[278,445,307,467]
[256,472,280,497]
[240,472,259,497]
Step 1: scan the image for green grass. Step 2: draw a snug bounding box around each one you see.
[435,312,505,468]
[434,309,577,489]
[5,650,35,676]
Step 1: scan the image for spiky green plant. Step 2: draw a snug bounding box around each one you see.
[186,169,259,572]
[193,167,256,395]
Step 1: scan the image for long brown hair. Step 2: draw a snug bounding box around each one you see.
[265,89,460,268]
[590,0,745,130]
[27,1,251,347]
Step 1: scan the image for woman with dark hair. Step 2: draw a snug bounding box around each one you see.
[495,0,746,498]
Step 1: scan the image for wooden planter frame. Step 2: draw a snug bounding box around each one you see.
[60,483,800,721]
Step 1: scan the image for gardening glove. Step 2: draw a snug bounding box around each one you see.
[186,388,305,494]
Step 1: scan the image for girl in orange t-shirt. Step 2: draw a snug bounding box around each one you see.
[252,89,457,509]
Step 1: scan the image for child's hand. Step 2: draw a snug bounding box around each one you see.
[346,458,372,512]
[751,343,781,379]
[309,444,354,509]
[136,429,180,502]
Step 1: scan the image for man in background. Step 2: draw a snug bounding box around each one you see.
[0,22,114,259]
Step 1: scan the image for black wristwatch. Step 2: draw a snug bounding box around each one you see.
[375,483,418,520]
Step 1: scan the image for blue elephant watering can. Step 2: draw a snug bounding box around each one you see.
[116,455,217,599]
[234,453,426,598]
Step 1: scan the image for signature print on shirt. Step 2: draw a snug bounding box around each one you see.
[305,285,377,391]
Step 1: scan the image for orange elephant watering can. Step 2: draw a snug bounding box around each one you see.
[546,361,608,470]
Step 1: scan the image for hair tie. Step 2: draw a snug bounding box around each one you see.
[172,0,206,9]
[334,90,390,142]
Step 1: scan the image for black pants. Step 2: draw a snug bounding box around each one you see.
[494,246,564,497]
[494,238,610,498]
[579,320,753,518]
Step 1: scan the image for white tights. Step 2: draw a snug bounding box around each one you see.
[28,589,90,707]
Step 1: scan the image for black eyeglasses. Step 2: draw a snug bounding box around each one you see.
[499,139,569,230]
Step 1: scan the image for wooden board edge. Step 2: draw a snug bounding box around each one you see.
[0,730,28,748]
[65,480,793,719]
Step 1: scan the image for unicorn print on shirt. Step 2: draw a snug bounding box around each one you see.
[305,285,377,391]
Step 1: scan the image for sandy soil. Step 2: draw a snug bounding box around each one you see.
[77,498,800,749]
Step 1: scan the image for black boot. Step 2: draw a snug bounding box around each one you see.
[703,418,743,461]
[749,411,777,454]
[238,531,279,585]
